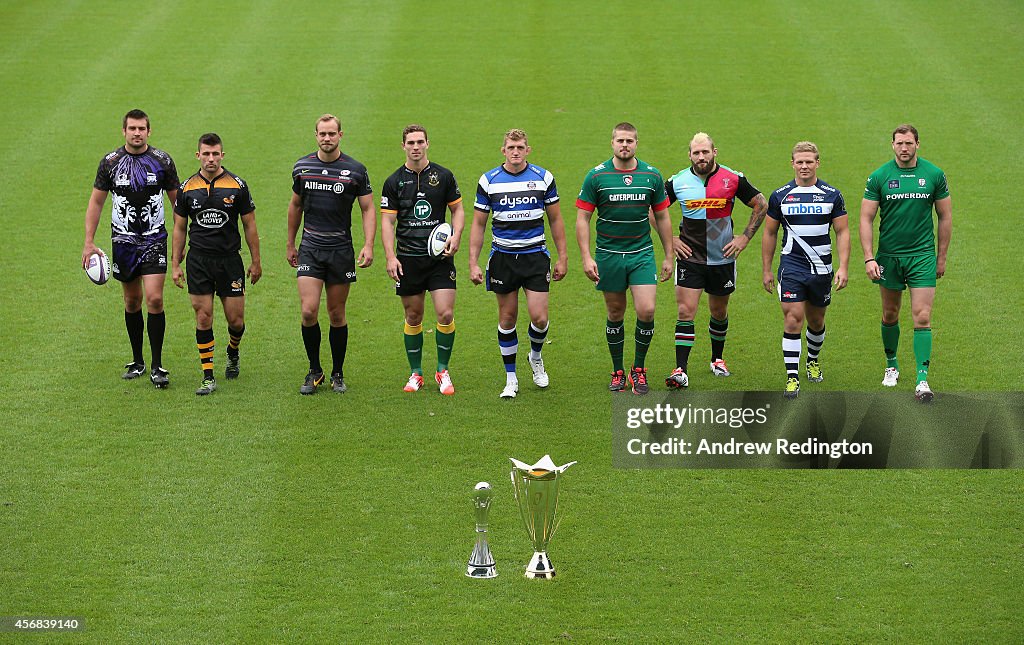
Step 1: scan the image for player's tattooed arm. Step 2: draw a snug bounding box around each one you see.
[741,193,768,239]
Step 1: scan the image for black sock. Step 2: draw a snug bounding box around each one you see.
[147,311,165,368]
[330,324,348,377]
[125,310,144,364]
[196,328,214,378]
[302,323,322,373]
[227,325,245,358]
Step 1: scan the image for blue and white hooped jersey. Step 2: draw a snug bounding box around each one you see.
[766,179,846,275]
[475,163,559,253]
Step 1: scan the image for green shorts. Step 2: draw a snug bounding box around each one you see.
[873,253,936,290]
[596,248,658,292]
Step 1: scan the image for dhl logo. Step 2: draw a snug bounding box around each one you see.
[685,198,728,209]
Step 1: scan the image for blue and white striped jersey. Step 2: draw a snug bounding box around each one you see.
[474,163,559,253]
[766,179,847,275]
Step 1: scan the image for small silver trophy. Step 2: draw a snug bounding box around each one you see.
[466,481,497,578]
[510,455,576,579]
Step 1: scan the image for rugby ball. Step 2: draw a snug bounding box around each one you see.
[85,249,111,285]
[427,222,452,258]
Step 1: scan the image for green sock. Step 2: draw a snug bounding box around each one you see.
[881,321,900,369]
[606,319,625,372]
[436,322,455,372]
[404,323,423,375]
[634,319,655,368]
[913,327,931,384]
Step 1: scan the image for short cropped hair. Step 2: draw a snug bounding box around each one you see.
[791,141,819,160]
[123,109,150,129]
[612,122,638,137]
[690,132,715,151]
[892,124,919,142]
[198,133,222,149]
[403,124,428,143]
[317,114,341,131]
[504,128,528,145]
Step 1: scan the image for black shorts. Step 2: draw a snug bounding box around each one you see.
[112,238,167,282]
[675,259,736,296]
[485,250,550,294]
[395,255,456,296]
[296,245,356,284]
[777,266,833,308]
[186,252,245,297]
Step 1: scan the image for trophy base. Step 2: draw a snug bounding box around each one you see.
[466,563,498,579]
[525,551,555,579]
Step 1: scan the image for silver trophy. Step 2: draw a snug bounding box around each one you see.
[509,455,576,579]
[466,481,497,578]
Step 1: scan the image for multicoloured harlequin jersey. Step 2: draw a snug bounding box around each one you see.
[576,158,668,254]
[475,163,559,254]
[666,164,759,265]
[94,146,179,243]
[864,158,949,256]
[292,152,372,250]
[766,179,846,275]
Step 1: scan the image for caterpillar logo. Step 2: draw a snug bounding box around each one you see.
[608,193,646,202]
[685,198,728,209]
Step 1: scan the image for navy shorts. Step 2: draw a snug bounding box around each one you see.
[777,266,833,307]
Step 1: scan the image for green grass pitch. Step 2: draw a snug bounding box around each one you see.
[1,0,1021,641]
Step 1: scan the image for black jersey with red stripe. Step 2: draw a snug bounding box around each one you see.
[292,152,372,249]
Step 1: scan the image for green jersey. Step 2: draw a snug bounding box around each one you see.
[576,157,669,253]
[864,157,949,256]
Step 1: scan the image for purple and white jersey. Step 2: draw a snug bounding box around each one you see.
[94,146,179,243]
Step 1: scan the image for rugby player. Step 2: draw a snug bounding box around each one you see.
[860,124,952,402]
[470,129,568,399]
[82,109,179,388]
[761,142,850,399]
[576,123,674,395]
[171,133,261,395]
[287,114,376,395]
[664,133,767,388]
[380,125,465,395]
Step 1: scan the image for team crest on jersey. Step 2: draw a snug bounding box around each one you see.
[918,178,926,187]
[623,176,633,186]
[428,171,440,187]
[527,181,537,190]
[115,173,130,187]
[340,170,351,176]
[888,180,900,189]
[223,195,235,206]
[722,178,731,189]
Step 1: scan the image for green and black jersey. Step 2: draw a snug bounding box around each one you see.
[380,163,461,257]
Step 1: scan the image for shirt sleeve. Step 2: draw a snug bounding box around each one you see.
[94,157,112,191]
[735,175,760,204]
[474,175,491,212]
[665,176,678,205]
[172,184,188,216]
[575,172,596,212]
[863,172,881,201]
[935,172,950,200]
[544,170,560,204]
[651,173,669,211]
[162,155,180,191]
[380,174,398,214]
[240,181,255,213]
[766,191,781,221]
[832,190,847,219]
[446,170,462,206]
[357,166,372,197]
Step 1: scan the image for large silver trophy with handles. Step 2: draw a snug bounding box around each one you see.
[509,455,576,579]
[466,481,497,578]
